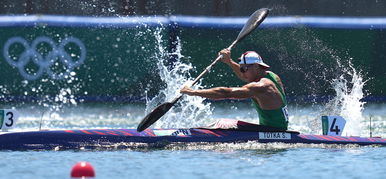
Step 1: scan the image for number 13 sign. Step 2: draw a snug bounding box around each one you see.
[0,109,18,132]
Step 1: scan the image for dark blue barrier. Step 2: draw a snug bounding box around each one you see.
[1,15,386,29]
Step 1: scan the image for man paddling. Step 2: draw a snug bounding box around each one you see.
[180,49,289,130]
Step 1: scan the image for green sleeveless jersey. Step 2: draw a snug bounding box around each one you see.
[251,72,289,130]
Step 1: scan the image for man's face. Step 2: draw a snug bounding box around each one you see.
[240,64,258,82]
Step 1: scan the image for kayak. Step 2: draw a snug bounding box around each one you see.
[0,127,385,150]
[0,114,384,150]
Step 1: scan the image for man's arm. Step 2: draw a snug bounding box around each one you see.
[180,82,264,100]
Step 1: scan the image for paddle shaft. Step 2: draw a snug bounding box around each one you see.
[169,41,238,104]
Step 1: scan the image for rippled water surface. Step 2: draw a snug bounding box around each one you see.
[2,142,386,179]
[0,103,385,179]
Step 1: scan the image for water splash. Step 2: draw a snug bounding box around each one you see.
[290,60,367,136]
[145,28,213,129]
[259,26,368,135]
[323,61,366,136]
[69,141,365,151]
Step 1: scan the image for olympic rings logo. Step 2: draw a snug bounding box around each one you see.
[3,36,86,80]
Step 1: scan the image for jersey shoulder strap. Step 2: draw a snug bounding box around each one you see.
[265,72,287,105]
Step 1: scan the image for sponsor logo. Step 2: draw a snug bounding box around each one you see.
[3,36,86,80]
[259,132,291,140]
[171,129,191,136]
[153,129,192,136]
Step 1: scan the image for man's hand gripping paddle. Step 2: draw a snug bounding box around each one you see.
[137,8,270,132]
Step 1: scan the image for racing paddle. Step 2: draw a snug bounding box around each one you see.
[137,8,270,132]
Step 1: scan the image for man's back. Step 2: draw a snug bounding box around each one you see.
[249,72,285,110]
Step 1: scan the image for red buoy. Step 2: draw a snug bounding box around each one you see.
[71,161,95,178]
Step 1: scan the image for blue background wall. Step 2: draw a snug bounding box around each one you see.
[0,15,385,103]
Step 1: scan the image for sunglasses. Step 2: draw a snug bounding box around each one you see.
[240,64,254,73]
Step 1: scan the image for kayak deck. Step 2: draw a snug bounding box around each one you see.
[0,128,385,150]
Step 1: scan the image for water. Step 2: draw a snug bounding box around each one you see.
[1,18,386,179]
[2,143,386,179]
[2,99,385,178]
[2,102,386,178]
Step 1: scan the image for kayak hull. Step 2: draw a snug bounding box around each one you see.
[1,128,385,150]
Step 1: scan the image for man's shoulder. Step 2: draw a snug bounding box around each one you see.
[245,80,270,91]
[260,76,276,85]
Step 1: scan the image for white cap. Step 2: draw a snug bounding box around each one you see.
[238,51,270,68]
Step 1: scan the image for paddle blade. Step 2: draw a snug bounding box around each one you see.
[236,8,269,43]
[137,102,175,132]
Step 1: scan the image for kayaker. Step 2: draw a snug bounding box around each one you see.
[180,49,289,130]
